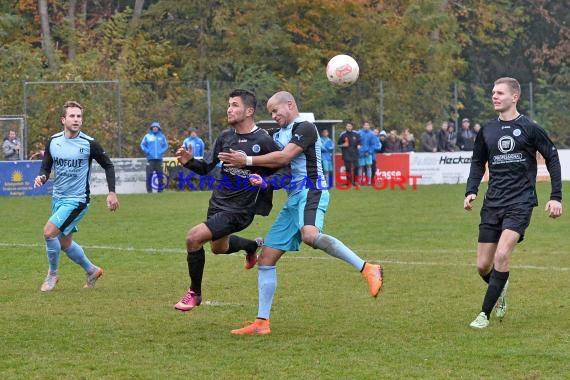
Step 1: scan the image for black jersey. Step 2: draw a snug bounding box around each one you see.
[184,126,282,215]
[465,114,562,207]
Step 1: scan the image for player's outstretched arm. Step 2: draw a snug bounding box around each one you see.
[545,200,562,219]
[219,143,302,169]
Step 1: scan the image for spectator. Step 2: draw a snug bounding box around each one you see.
[457,118,476,151]
[358,122,376,183]
[400,128,415,152]
[378,130,387,153]
[371,128,382,177]
[140,121,168,193]
[182,128,205,158]
[337,122,360,185]
[2,129,21,160]
[383,129,402,153]
[473,122,482,136]
[420,121,438,152]
[319,129,334,180]
[447,122,458,151]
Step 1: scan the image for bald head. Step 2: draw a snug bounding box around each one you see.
[267,91,300,127]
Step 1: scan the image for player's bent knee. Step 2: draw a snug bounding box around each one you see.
[476,265,491,276]
[43,225,60,239]
[210,247,225,255]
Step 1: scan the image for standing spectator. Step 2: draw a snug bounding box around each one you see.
[473,122,482,136]
[464,77,562,329]
[140,121,168,193]
[378,130,387,153]
[437,121,452,152]
[400,128,415,152]
[457,118,476,151]
[337,122,360,185]
[319,129,334,180]
[182,127,206,158]
[447,122,458,151]
[371,128,382,177]
[420,121,438,152]
[33,100,119,292]
[383,130,402,153]
[2,129,21,160]
[358,122,376,183]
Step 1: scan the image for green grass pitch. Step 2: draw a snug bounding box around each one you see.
[1,183,569,379]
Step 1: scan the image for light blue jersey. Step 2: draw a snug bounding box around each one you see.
[182,136,205,158]
[40,131,116,203]
[272,117,327,193]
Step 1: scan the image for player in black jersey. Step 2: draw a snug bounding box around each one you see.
[464,77,563,329]
[173,89,284,312]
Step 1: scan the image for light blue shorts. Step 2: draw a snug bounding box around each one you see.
[264,189,329,252]
[49,199,90,236]
[359,155,373,167]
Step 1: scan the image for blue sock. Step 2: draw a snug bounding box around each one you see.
[313,233,365,271]
[63,241,95,272]
[257,265,276,320]
[45,237,61,274]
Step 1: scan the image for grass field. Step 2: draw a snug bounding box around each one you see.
[1,183,569,379]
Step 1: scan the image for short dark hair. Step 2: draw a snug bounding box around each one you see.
[229,89,257,113]
[61,100,83,117]
[494,77,521,96]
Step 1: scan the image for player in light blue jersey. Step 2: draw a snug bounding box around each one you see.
[219,91,384,335]
[34,101,119,292]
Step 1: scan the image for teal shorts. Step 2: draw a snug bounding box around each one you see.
[49,199,89,236]
[322,159,333,172]
[359,155,373,167]
[264,189,329,252]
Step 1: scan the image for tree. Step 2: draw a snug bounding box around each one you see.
[38,0,57,69]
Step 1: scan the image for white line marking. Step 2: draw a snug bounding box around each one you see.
[202,300,245,307]
[1,242,568,271]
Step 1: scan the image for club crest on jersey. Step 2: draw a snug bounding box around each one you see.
[252,144,261,153]
[498,135,515,153]
[513,129,521,137]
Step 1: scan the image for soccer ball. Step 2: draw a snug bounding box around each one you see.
[326,54,360,86]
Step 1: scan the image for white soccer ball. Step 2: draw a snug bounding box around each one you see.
[326,54,360,86]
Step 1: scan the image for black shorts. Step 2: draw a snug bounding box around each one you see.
[478,203,534,243]
[205,207,255,241]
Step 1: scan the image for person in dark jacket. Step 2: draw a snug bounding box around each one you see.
[337,123,360,185]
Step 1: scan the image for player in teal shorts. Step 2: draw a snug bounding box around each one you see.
[219,91,384,335]
[34,101,119,292]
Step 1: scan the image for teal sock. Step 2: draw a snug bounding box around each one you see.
[313,233,365,270]
[63,241,95,272]
[45,237,61,273]
[257,265,276,320]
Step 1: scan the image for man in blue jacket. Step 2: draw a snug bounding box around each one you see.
[140,121,168,193]
[182,128,206,158]
[358,122,377,185]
